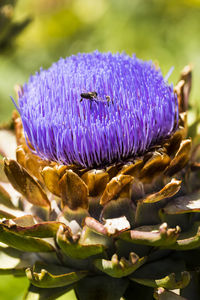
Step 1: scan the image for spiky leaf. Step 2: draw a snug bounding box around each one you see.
[0,223,54,252]
[94,253,146,278]
[26,262,87,288]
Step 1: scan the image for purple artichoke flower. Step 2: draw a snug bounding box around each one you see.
[16,51,178,168]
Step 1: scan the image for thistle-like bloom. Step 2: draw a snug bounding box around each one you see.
[17,51,178,168]
[1,63,197,300]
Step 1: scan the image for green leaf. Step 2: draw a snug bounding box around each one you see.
[119,223,180,247]
[26,262,87,288]
[57,225,110,259]
[131,271,190,290]
[166,222,200,250]
[0,223,54,252]
[4,218,68,238]
[94,253,146,278]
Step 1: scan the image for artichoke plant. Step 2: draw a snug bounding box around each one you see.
[0,51,199,300]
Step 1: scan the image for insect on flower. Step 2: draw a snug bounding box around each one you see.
[80,91,112,106]
[80,91,98,102]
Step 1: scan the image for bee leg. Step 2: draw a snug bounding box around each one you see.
[80,98,83,102]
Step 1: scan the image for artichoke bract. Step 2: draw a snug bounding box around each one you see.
[0,52,198,300]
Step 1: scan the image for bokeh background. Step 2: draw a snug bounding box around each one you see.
[0,0,200,298]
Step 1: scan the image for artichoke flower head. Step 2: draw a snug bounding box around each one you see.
[18,51,178,168]
[0,51,199,300]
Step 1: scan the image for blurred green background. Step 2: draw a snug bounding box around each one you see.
[1,0,200,298]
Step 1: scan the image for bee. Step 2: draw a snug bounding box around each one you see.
[80,91,98,102]
[80,91,113,106]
